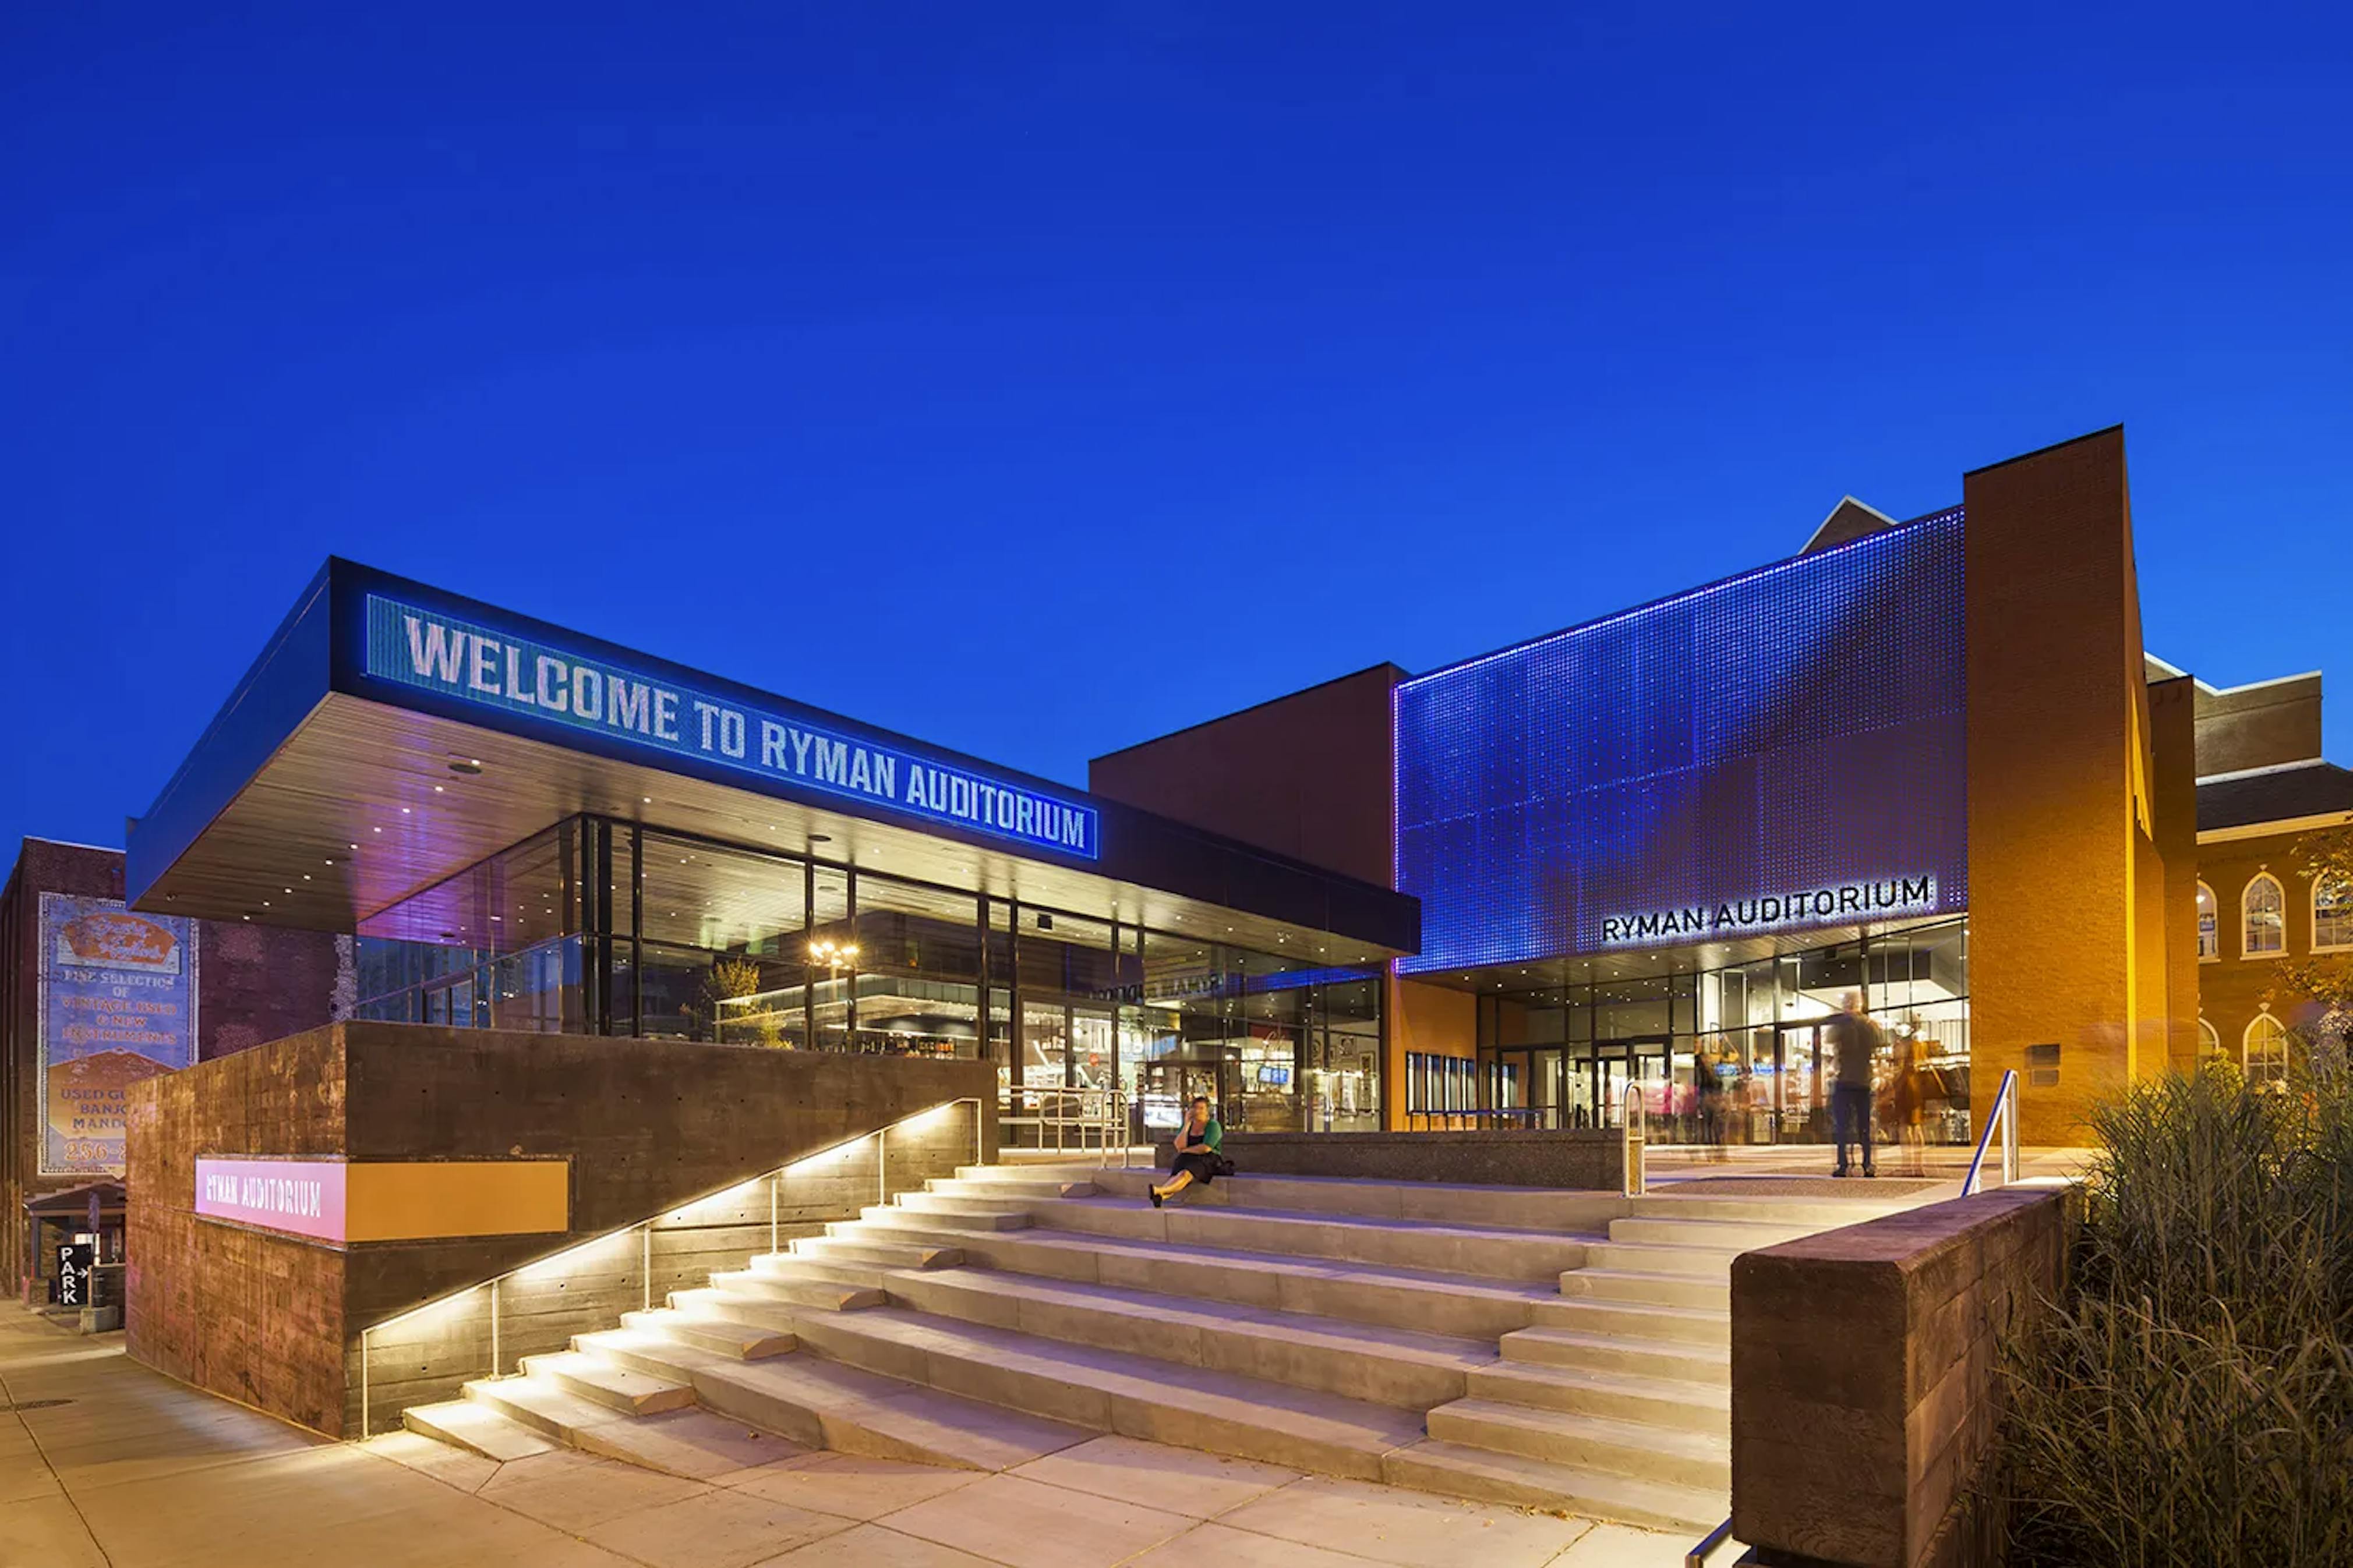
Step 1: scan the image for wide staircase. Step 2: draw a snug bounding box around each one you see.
[401,1163,1918,1530]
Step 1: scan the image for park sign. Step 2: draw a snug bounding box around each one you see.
[364,594,1099,859]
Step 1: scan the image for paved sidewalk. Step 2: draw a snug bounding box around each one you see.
[2,1307,1694,1566]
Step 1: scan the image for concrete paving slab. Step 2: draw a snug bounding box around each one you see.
[476,1447,713,1531]
[578,1403,814,1481]
[361,1429,503,1493]
[1215,1474,1592,1568]
[729,1449,985,1520]
[878,1471,1197,1568]
[1009,1433,1299,1519]
[584,1484,854,1567]
[1547,1520,1691,1565]
[1128,1519,1402,1567]
[751,1520,1011,1566]
[0,1493,109,1568]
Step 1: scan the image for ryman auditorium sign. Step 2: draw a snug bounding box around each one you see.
[366,595,1099,859]
[1600,875,1937,946]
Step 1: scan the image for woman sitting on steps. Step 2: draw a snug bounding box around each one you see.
[1150,1096,1223,1208]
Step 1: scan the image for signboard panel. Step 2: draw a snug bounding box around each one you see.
[363,593,1098,859]
[38,894,199,1176]
[195,1158,570,1244]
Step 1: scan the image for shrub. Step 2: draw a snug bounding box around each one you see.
[1996,1063,2353,1566]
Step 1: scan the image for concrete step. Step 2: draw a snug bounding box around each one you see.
[790,1235,964,1270]
[522,1349,697,1415]
[1626,1194,1913,1228]
[1528,1297,1731,1347]
[713,1266,889,1308]
[874,1198,1033,1230]
[1027,1194,1597,1282]
[1582,1240,1744,1280]
[1556,1268,1730,1311]
[780,1304,1431,1481]
[1607,1216,1824,1251]
[1080,1167,1632,1235]
[1382,1438,1724,1534]
[895,1190,1043,1217]
[569,1330,1093,1471]
[1464,1361,1729,1433]
[1498,1326,1730,1383]
[463,1374,633,1442]
[939,1174,1098,1199]
[821,1212,1559,1341]
[1423,1399,1731,1491]
[879,1265,1495,1408]
[402,1398,557,1461]
[739,1255,895,1296]
[621,1307,796,1360]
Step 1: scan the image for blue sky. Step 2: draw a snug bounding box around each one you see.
[3,3,2348,858]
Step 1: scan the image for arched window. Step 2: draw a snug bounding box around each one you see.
[2197,1017,2222,1061]
[2244,873,2287,957]
[2315,875,2353,953]
[2196,882,2219,961]
[2244,1013,2291,1085]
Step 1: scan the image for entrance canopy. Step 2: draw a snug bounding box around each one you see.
[127,560,1417,967]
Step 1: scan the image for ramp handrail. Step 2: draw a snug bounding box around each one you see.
[1622,1082,1647,1197]
[1962,1068,2020,1197]
[355,1095,985,1438]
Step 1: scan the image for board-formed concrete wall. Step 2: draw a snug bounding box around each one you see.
[1730,1186,2070,1568]
[126,1021,995,1436]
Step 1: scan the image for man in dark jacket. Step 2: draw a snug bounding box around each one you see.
[1827,992,1884,1178]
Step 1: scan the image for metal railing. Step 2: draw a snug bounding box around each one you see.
[1685,1518,1736,1565]
[1036,1087,1130,1160]
[1962,1068,2020,1197]
[356,1095,984,1438]
[1622,1082,1647,1197]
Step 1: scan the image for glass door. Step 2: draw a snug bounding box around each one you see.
[1776,1022,1829,1142]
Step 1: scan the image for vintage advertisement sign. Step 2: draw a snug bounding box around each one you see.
[365,593,1100,859]
[38,894,199,1176]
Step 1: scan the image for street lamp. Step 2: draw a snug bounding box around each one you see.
[810,940,858,1049]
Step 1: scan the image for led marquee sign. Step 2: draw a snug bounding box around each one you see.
[365,595,1098,859]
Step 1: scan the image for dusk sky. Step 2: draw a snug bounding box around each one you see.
[5,5,2348,857]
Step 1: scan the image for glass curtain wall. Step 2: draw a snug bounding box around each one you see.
[350,815,1384,1137]
[1476,917,1970,1144]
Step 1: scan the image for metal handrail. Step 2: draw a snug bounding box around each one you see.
[356,1094,984,1438]
[1685,1518,1736,1566]
[1962,1068,2020,1197]
[1622,1082,1647,1197]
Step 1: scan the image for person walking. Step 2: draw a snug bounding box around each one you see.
[1888,1034,1930,1177]
[1150,1096,1224,1208]
[1828,993,1884,1178]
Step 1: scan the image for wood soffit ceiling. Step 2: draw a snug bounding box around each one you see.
[139,694,1402,967]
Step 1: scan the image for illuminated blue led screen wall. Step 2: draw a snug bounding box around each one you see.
[1393,512,1967,975]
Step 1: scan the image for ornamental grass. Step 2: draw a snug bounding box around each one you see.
[1996,1059,2353,1566]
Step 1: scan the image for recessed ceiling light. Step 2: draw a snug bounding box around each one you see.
[373,827,381,834]
[401,807,411,814]
[433,784,445,794]
[262,901,271,907]
[642,797,652,804]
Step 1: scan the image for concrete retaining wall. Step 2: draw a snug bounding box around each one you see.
[1164,1128,1623,1190]
[1730,1185,2070,1568]
[125,1021,994,1436]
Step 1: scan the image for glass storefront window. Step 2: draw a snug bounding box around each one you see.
[346,815,1382,1139]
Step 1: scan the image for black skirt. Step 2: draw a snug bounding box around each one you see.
[1170,1151,1222,1185]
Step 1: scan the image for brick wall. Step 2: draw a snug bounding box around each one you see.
[2197,827,2333,1058]
[1731,1188,2071,1568]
